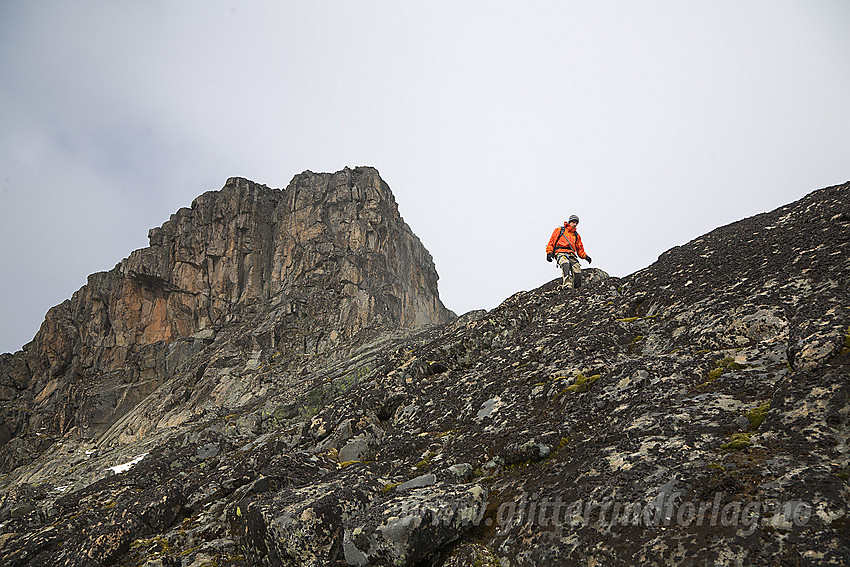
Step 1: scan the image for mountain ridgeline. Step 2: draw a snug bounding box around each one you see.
[0,167,453,464]
[0,171,848,567]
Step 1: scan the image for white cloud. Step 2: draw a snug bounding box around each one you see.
[1,0,848,353]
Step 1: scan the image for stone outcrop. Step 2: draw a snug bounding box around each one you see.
[0,179,848,567]
[0,167,454,471]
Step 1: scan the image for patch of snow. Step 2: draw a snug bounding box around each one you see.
[106,452,149,474]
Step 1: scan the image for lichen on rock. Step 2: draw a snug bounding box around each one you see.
[1,178,848,567]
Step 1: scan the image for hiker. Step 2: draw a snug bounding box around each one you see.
[546,215,592,289]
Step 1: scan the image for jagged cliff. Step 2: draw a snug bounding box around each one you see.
[0,167,453,469]
[0,177,848,567]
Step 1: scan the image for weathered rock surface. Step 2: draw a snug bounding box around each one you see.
[0,178,848,567]
[0,167,453,471]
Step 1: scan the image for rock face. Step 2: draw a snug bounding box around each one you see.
[0,167,454,470]
[1,178,848,567]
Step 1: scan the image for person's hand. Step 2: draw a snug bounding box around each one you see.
[546,253,554,262]
[585,255,592,264]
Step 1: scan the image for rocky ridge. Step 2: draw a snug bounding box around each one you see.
[0,177,848,566]
[0,167,453,469]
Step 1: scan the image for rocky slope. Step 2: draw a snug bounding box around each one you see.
[0,177,848,567]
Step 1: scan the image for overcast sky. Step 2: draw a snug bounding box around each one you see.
[1,1,848,354]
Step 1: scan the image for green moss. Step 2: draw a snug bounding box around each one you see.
[715,357,748,370]
[721,432,752,451]
[130,535,177,558]
[415,451,437,469]
[180,545,202,557]
[565,374,601,393]
[332,374,357,392]
[303,386,328,409]
[707,367,723,381]
[617,314,658,323]
[1,405,33,414]
[840,327,850,356]
[746,401,771,430]
[701,357,750,388]
[469,543,501,567]
[632,335,644,343]
[331,366,371,392]
[707,462,726,471]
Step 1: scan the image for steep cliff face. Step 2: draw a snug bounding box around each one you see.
[0,167,454,470]
[1,180,847,567]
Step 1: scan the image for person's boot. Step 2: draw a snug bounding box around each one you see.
[561,265,573,289]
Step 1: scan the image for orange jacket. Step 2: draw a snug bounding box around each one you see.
[546,223,587,258]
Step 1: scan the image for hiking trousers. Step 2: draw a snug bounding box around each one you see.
[556,253,581,289]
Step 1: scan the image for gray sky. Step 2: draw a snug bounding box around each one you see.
[1,1,848,354]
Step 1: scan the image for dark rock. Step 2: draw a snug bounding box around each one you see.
[343,482,487,566]
[248,476,272,494]
[231,477,384,566]
[1,178,848,567]
[195,442,220,460]
[396,473,437,491]
[500,439,552,466]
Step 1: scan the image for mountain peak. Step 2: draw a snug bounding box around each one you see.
[0,167,453,466]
